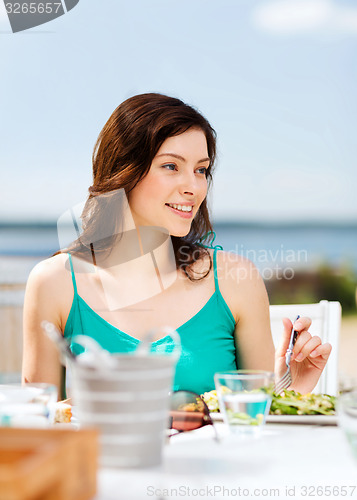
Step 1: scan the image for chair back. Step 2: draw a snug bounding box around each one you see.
[269,300,341,395]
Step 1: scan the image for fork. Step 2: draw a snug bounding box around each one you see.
[275,315,300,394]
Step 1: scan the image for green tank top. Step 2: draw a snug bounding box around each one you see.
[64,238,237,394]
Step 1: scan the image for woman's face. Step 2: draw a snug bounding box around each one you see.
[128,128,209,236]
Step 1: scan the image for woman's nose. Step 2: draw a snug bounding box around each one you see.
[178,170,197,194]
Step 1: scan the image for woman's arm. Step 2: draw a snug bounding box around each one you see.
[22,257,67,398]
[219,251,332,393]
[218,252,275,372]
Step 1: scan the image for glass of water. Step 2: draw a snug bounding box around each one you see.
[0,383,57,428]
[214,370,274,436]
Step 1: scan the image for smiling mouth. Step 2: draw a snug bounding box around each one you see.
[165,203,193,213]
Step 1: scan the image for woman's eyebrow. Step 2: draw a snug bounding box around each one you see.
[156,153,210,163]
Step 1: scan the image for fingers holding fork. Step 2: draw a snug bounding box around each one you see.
[275,316,332,394]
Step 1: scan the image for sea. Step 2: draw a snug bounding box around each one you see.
[0,221,356,284]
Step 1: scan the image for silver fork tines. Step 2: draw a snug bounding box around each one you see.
[274,366,292,394]
[274,315,300,394]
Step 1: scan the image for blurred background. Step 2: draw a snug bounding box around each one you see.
[0,0,356,385]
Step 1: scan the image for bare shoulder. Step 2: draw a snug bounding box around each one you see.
[25,253,74,314]
[27,253,69,290]
[215,249,262,285]
[214,249,268,322]
[24,252,76,334]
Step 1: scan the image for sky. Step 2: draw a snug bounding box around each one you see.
[1,0,356,223]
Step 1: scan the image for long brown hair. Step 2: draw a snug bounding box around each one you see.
[64,93,217,280]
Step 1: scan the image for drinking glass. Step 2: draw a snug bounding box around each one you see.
[0,383,57,427]
[214,370,274,436]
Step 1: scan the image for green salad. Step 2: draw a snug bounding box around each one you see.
[270,389,336,416]
[201,389,336,416]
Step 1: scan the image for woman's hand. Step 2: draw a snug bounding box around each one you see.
[274,316,332,394]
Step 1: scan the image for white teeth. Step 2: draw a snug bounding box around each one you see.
[168,203,192,212]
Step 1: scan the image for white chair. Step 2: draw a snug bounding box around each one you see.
[269,300,341,395]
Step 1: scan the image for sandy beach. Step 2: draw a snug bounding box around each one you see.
[339,314,357,390]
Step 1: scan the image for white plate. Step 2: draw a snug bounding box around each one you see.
[266,414,337,425]
[209,412,337,426]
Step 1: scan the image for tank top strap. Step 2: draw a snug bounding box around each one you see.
[213,246,220,293]
[196,231,223,293]
[196,230,223,251]
[67,253,78,296]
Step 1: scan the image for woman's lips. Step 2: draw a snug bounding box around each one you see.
[165,204,193,219]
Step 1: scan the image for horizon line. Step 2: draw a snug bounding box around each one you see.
[0,218,356,228]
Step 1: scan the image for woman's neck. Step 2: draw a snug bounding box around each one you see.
[91,225,178,311]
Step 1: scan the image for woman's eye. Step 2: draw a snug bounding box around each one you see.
[196,167,207,175]
[163,163,176,171]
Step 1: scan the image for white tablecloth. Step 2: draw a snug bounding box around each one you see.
[95,423,357,500]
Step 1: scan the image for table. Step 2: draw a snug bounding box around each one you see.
[94,422,357,500]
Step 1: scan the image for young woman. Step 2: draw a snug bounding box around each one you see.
[22,93,332,398]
